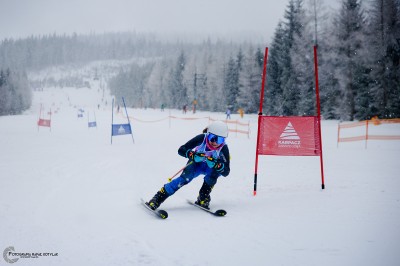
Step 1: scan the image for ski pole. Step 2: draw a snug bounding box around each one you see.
[168,161,193,182]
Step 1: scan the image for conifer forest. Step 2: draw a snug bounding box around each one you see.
[1,0,399,120]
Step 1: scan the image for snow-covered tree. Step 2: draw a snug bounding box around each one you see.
[223,55,240,111]
[266,22,286,115]
[367,0,400,118]
[332,0,369,121]
[147,59,169,109]
[167,51,188,109]
[237,46,263,113]
[282,0,306,115]
[290,0,317,116]
[311,0,342,120]
[0,69,31,115]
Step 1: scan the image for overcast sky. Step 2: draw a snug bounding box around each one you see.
[0,0,340,43]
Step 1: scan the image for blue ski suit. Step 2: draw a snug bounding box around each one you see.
[164,133,230,196]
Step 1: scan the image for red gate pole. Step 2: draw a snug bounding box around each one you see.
[49,107,52,132]
[313,45,325,189]
[365,120,369,149]
[38,104,42,131]
[254,47,268,196]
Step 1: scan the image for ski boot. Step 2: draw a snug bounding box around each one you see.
[195,181,213,210]
[147,187,169,210]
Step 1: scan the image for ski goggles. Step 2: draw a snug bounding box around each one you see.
[207,133,225,145]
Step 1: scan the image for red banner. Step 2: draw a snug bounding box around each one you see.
[38,119,51,127]
[257,116,320,156]
[253,46,325,195]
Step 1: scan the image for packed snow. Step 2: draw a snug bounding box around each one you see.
[1,82,399,266]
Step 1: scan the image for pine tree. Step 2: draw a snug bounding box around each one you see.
[167,51,188,109]
[267,22,286,115]
[147,59,169,109]
[0,69,31,115]
[290,0,316,116]
[237,46,263,113]
[281,0,305,115]
[333,0,368,121]
[223,55,240,111]
[314,0,342,120]
[368,0,400,118]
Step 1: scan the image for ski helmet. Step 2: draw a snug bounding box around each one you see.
[207,121,228,137]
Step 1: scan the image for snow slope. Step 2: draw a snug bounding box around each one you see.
[1,84,399,266]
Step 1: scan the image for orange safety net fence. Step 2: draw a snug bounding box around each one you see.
[337,118,400,147]
[117,111,251,138]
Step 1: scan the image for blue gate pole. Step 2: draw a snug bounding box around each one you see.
[111,98,114,144]
[122,97,135,143]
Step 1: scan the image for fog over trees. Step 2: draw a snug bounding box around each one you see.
[1,0,399,120]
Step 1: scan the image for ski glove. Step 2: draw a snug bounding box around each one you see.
[186,150,206,163]
[206,157,224,172]
[213,162,225,172]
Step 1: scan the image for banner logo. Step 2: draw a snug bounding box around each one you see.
[88,121,97,128]
[112,124,132,136]
[278,122,301,148]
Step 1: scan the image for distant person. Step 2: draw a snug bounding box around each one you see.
[145,121,230,210]
[225,108,231,119]
[183,104,187,114]
[161,103,165,112]
[238,108,244,118]
[192,99,198,114]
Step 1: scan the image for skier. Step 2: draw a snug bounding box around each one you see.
[146,121,230,210]
[225,108,231,119]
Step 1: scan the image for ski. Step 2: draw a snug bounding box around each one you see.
[141,198,168,219]
[187,199,227,217]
